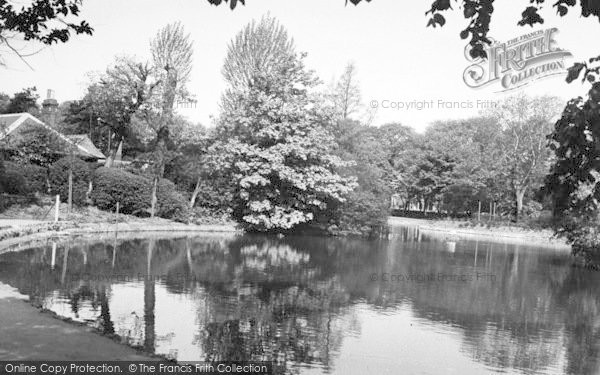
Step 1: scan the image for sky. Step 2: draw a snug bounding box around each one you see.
[1,0,599,132]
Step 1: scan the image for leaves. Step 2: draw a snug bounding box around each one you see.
[212,18,356,232]
[0,0,93,45]
[566,63,586,84]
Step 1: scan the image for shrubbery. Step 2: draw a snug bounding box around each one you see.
[48,157,93,205]
[330,190,390,237]
[156,178,190,222]
[0,161,48,195]
[91,167,189,221]
[0,162,30,195]
[19,163,48,194]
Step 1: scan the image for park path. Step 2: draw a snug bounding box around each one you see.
[0,282,154,360]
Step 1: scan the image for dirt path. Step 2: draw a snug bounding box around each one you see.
[0,283,154,360]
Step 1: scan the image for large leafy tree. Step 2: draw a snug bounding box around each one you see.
[212,17,356,232]
[139,22,194,216]
[487,95,564,220]
[221,14,295,112]
[85,56,159,166]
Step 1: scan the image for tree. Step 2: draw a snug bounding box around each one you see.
[330,62,362,121]
[143,22,194,217]
[487,95,563,221]
[212,17,356,232]
[2,87,39,114]
[86,56,159,167]
[221,14,295,111]
[0,0,93,66]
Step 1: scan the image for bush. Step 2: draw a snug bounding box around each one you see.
[156,178,190,222]
[17,162,47,194]
[91,167,189,221]
[48,157,93,205]
[0,163,30,195]
[328,190,390,237]
[91,167,151,215]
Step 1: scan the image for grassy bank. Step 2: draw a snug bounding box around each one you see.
[388,216,569,248]
[0,203,241,254]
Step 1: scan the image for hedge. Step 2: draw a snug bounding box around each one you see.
[48,157,93,205]
[91,167,189,221]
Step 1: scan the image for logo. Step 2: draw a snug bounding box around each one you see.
[463,28,572,92]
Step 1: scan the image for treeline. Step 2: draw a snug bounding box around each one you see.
[0,15,567,240]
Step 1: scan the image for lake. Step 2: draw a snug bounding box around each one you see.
[0,225,599,375]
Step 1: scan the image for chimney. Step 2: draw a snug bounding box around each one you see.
[42,89,59,126]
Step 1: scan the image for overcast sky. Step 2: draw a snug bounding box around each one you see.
[1,0,599,131]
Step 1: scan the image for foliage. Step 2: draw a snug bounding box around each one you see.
[15,162,47,194]
[0,162,30,195]
[90,167,189,221]
[328,189,389,237]
[155,178,190,222]
[486,94,563,220]
[0,0,92,66]
[1,87,39,114]
[0,0,92,44]
[328,62,362,122]
[213,17,356,232]
[48,157,92,205]
[329,120,401,235]
[3,122,61,167]
[91,167,151,215]
[86,56,160,165]
[220,14,295,111]
[206,0,372,10]
[545,63,600,261]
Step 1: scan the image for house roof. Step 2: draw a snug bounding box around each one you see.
[0,112,106,160]
[66,134,106,160]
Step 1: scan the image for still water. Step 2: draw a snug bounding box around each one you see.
[0,226,599,375]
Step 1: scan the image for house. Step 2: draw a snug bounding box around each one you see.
[0,113,106,163]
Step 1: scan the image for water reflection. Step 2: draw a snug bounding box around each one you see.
[0,227,599,374]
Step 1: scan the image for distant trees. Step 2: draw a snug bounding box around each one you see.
[387,95,562,221]
[2,87,39,114]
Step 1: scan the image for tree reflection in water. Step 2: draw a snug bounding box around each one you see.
[0,229,599,374]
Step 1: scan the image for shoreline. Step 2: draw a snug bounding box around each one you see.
[0,282,158,361]
[388,216,570,248]
[0,218,240,360]
[0,219,242,255]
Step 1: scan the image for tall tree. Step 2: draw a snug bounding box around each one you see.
[87,56,159,167]
[212,16,356,232]
[221,14,295,111]
[145,22,194,217]
[331,62,362,121]
[487,94,563,220]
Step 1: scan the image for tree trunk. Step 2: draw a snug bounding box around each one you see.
[515,188,526,222]
[68,165,73,214]
[150,177,158,218]
[189,177,201,209]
